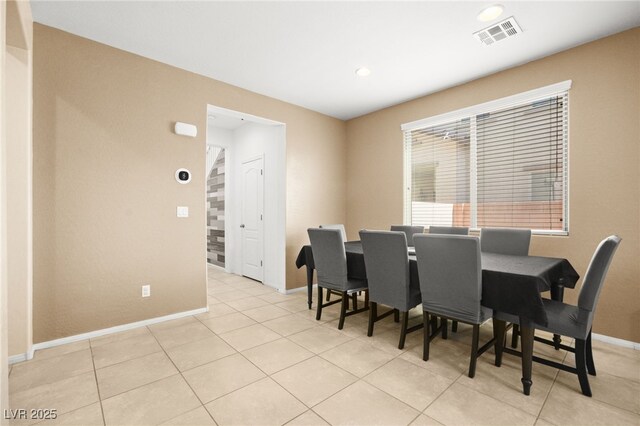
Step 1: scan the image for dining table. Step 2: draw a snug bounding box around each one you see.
[295,240,580,396]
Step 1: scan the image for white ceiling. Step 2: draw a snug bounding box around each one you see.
[206,114,246,131]
[31,1,640,120]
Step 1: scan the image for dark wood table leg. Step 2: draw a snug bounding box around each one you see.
[306,266,314,310]
[519,319,534,396]
[493,319,506,367]
[550,284,564,350]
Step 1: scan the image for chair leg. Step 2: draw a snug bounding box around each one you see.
[398,311,409,349]
[441,318,448,339]
[394,309,400,323]
[364,290,369,307]
[468,324,480,378]
[367,302,377,337]
[452,320,458,333]
[326,290,331,302]
[493,319,506,367]
[352,293,358,311]
[586,330,596,376]
[575,338,593,397]
[316,286,324,321]
[430,315,438,336]
[511,324,519,348]
[423,311,430,361]
[338,292,348,330]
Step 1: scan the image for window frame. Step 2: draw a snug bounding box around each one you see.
[402,80,571,236]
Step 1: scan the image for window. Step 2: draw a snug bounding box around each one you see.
[402,81,570,235]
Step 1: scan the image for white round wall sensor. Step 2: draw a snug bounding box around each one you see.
[175,168,191,184]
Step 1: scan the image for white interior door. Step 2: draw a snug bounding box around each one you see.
[241,157,264,281]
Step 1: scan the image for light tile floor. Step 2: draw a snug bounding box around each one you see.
[8,265,640,425]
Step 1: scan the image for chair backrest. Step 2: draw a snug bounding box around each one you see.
[389,225,425,246]
[480,227,531,256]
[319,224,347,242]
[578,235,621,313]
[429,226,469,235]
[360,230,410,310]
[308,228,348,290]
[414,234,485,324]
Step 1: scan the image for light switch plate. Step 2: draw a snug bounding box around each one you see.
[177,206,189,218]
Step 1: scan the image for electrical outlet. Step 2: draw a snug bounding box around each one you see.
[142,285,151,298]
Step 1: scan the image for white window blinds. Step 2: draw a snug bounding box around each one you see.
[404,118,471,227]
[403,81,570,234]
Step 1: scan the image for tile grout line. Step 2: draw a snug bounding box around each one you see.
[539,340,640,418]
[417,380,463,426]
[193,308,262,336]
[288,315,455,425]
[9,354,97,398]
[451,355,560,418]
[89,337,198,401]
[326,316,545,422]
[229,343,312,422]
[341,330,452,419]
[87,322,227,413]
[297,322,423,415]
[198,284,347,423]
[88,343,108,426]
[145,325,218,425]
[195,308,315,420]
[141,284,314,420]
[534,346,566,423]
[536,370,559,425]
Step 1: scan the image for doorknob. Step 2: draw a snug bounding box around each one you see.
[240,224,245,228]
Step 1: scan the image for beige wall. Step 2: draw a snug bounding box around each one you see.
[33,24,347,343]
[346,28,640,342]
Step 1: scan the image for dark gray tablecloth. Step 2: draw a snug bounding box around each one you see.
[295,242,579,326]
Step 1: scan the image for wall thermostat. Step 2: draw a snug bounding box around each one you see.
[175,168,191,184]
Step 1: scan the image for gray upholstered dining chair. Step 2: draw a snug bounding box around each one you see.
[360,230,423,349]
[319,224,348,241]
[494,235,621,397]
[414,234,494,378]
[389,225,425,247]
[429,226,469,235]
[428,225,470,333]
[480,227,531,256]
[307,228,369,329]
[480,227,532,346]
[319,224,349,302]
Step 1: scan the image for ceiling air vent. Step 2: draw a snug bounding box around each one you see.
[473,16,522,46]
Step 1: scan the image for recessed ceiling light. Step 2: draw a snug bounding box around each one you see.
[355,67,371,77]
[477,4,504,22]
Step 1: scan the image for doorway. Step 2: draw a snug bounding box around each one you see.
[205,105,286,291]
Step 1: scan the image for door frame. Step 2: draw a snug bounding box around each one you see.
[205,104,287,293]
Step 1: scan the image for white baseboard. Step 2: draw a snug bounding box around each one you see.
[9,305,637,365]
[9,306,208,364]
[8,352,29,364]
[285,284,315,295]
[206,263,226,272]
[592,333,640,350]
